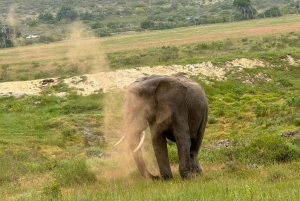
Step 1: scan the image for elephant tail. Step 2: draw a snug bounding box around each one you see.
[196,109,208,149]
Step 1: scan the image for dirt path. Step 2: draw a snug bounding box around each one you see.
[0,58,275,97]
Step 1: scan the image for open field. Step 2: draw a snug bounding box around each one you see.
[1,15,300,81]
[0,15,300,200]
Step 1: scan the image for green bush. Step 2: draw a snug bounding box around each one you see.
[53,159,96,186]
[287,96,300,107]
[247,135,299,163]
[254,104,268,117]
[42,183,62,199]
[294,118,300,126]
[224,135,300,164]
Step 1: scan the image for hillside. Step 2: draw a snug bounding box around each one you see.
[0,0,299,47]
[0,11,300,201]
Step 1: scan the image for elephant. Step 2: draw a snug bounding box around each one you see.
[115,74,208,180]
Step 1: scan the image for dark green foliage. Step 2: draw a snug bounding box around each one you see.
[0,26,14,48]
[223,135,300,164]
[254,104,268,117]
[42,183,62,199]
[287,96,300,107]
[95,29,112,37]
[38,11,54,23]
[140,20,155,29]
[53,159,96,186]
[56,6,78,22]
[233,0,257,19]
[264,6,282,18]
[80,11,94,20]
[2,0,294,44]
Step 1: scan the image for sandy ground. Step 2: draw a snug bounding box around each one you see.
[0,57,297,97]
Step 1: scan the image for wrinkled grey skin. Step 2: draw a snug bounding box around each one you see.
[124,74,208,180]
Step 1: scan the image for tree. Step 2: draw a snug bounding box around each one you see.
[264,6,282,18]
[39,12,54,23]
[56,6,78,22]
[0,26,14,48]
[233,0,257,19]
[140,19,155,29]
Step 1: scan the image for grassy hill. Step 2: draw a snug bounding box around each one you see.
[0,14,300,200]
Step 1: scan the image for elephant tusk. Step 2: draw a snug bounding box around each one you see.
[114,135,126,147]
[133,131,146,152]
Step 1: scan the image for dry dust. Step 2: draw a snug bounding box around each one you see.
[7,4,17,27]
[66,21,110,74]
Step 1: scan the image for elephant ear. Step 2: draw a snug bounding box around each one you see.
[155,78,187,124]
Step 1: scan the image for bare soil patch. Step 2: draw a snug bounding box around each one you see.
[0,58,282,97]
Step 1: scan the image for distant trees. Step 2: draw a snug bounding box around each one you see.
[38,12,54,23]
[16,1,298,41]
[140,20,155,29]
[290,1,300,14]
[233,0,256,19]
[56,6,78,22]
[264,6,282,18]
[0,26,14,48]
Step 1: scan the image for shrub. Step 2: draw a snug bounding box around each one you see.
[248,135,299,164]
[293,118,300,126]
[287,96,300,107]
[53,159,96,186]
[254,104,268,117]
[42,183,62,199]
[208,116,217,124]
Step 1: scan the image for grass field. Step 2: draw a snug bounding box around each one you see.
[1,15,300,80]
[1,15,300,200]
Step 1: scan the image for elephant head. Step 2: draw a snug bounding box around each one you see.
[116,74,208,180]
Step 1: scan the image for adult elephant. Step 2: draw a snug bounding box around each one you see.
[115,74,208,180]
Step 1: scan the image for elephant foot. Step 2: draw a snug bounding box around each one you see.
[161,175,173,181]
[150,175,160,180]
[180,169,203,180]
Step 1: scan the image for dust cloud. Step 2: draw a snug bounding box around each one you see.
[65,21,110,74]
[101,89,159,180]
[101,91,137,179]
[7,4,17,39]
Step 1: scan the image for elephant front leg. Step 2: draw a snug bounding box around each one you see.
[151,134,173,180]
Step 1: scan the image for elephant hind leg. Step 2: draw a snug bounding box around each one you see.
[189,150,203,175]
[189,118,207,175]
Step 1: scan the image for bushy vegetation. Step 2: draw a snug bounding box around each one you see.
[108,32,300,69]
[0,0,299,47]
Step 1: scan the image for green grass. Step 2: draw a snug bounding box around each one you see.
[1,63,300,200]
[108,31,300,69]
